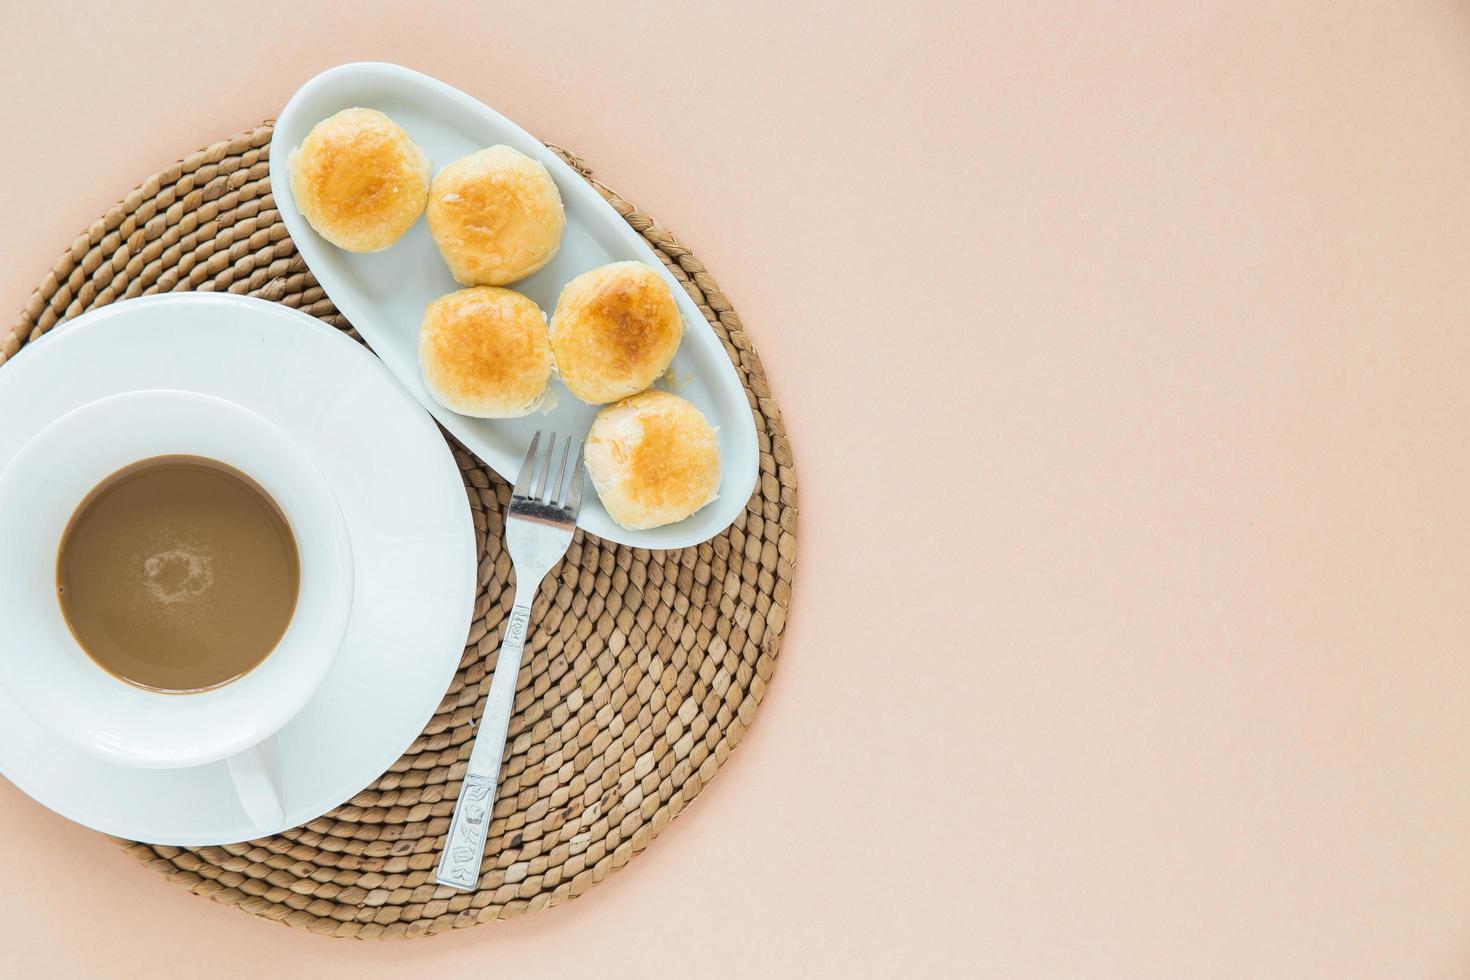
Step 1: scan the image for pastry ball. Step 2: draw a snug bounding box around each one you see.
[288,108,430,252]
[585,390,721,530]
[426,146,565,286]
[419,287,553,418]
[550,261,684,404]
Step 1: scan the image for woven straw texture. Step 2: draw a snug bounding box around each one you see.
[0,124,796,939]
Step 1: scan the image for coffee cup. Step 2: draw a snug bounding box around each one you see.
[0,389,354,831]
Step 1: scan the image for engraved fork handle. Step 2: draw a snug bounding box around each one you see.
[436,586,537,890]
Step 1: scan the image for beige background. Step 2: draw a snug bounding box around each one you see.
[3,0,1470,975]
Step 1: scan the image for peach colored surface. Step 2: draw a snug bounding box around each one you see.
[4,1,1470,975]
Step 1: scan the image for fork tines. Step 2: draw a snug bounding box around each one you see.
[512,431,585,513]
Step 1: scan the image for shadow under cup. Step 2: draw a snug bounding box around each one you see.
[0,389,353,775]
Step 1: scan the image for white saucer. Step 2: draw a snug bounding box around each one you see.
[0,293,477,845]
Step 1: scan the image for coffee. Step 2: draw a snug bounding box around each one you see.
[56,455,300,693]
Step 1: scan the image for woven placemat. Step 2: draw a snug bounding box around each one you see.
[1,123,796,939]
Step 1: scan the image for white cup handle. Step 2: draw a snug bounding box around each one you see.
[225,735,286,833]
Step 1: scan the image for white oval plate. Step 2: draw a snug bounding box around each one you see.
[0,294,476,845]
[270,62,758,550]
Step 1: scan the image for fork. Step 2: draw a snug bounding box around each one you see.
[436,431,584,891]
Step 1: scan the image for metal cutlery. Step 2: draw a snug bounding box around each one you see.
[436,431,584,891]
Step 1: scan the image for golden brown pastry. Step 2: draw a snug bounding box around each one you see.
[426,146,565,286]
[584,390,720,530]
[288,108,430,252]
[418,287,553,418]
[550,261,683,404]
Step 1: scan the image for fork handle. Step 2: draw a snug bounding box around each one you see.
[436,590,536,890]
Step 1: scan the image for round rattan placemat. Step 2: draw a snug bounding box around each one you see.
[0,123,796,939]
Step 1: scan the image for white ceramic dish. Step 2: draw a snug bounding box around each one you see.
[0,294,476,845]
[0,390,353,770]
[270,62,758,550]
